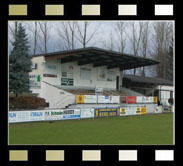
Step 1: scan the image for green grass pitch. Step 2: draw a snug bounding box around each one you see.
[9,113,173,145]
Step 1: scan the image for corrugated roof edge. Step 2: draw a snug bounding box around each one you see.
[32,47,160,64]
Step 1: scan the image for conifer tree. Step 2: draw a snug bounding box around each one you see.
[9,23,32,97]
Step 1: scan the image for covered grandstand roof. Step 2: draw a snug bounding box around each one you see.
[123,74,173,86]
[33,47,159,70]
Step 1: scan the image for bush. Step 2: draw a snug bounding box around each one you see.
[168,98,174,106]
[9,96,47,110]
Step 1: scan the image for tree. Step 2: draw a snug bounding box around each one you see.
[141,22,150,76]
[75,21,100,48]
[9,23,32,97]
[114,22,126,53]
[166,37,174,81]
[26,22,40,55]
[125,22,144,75]
[56,21,77,50]
[102,30,115,51]
[152,22,173,79]
[38,22,52,53]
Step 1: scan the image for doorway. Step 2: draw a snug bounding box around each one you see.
[116,76,119,90]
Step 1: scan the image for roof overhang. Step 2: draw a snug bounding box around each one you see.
[33,47,159,70]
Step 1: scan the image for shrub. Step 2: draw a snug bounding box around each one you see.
[168,98,174,106]
[9,96,47,110]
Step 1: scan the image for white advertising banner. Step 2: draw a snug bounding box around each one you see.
[98,96,120,104]
[146,105,157,114]
[84,95,97,104]
[81,108,95,118]
[9,111,45,123]
[109,96,120,104]
[154,106,163,114]
[120,107,137,116]
[44,110,63,120]
[97,96,109,103]
[62,109,81,119]
[136,96,154,103]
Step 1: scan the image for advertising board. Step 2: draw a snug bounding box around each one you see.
[80,108,95,118]
[126,96,137,104]
[76,95,84,104]
[136,96,154,103]
[84,95,97,104]
[120,107,137,116]
[62,109,81,119]
[141,107,147,115]
[97,96,120,104]
[9,111,45,123]
[95,108,120,117]
[44,110,63,120]
[154,106,163,113]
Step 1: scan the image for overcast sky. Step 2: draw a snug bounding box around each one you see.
[8,21,174,76]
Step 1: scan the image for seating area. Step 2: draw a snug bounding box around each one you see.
[64,89,128,104]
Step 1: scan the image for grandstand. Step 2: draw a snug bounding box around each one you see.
[29,47,159,108]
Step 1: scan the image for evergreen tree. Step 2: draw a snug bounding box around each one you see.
[9,23,32,96]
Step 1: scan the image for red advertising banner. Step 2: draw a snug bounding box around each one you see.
[126,96,137,104]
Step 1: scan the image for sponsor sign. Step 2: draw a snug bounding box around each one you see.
[136,107,141,114]
[29,74,41,88]
[153,97,158,103]
[141,107,147,115]
[127,96,137,104]
[162,106,171,113]
[136,96,154,103]
[98,96,120,104]
[120,108,126,115]
[81,108,95,118]
[62,109,81,119]
[76,95,84,104]
[95,108,120,117]
[9,111,45,123]
[61,78,74,86]
[45,110,63,120]
[154,106,162,114]
[84,95,97,104]
[146,105,157,114]
[120,107,137,116]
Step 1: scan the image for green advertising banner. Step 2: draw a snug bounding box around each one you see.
[61,78,74,86]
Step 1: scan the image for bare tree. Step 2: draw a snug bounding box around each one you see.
[140,22,150,76]
[114,22,126,53]
[152,22,173,79]
[9,22,18,43]
[75,21,100,48]
[38,22,52,53]
[25,22,40,55]
[102,30,115,51]
[125,22,144,75]
[56,21,77,50]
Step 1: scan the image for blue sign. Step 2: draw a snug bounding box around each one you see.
[63,115,80,119]
[9,112,16,118]
[30,112,43,117]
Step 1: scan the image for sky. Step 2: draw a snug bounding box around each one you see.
[8,21,174,76]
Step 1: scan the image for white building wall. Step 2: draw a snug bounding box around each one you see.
[40,60,121,90]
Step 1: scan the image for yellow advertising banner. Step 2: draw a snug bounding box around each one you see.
[76,95,84,104]
[141,107,147,115]
[153,96,158,103]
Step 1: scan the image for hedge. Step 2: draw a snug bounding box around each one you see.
[9,96,47,110]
